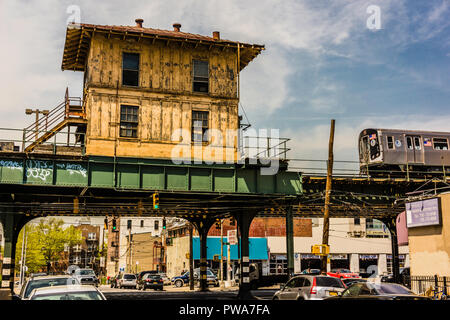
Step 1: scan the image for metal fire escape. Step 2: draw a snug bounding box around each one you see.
[22,88,87,153]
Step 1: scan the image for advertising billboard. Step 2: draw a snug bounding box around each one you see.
[406,197,441,228]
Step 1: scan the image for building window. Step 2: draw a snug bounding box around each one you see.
[87,232,96,241]
[387,136,394,149]
[269,254,287,275]
[354,218,360,225]
[154,220,159,231]
[193,60,209,93]
[433,138,448,150]
[120,105,139,138]
[387,255,406,274]
[192,111,209,142]
[140,220,144,228]
[122,52,139,86]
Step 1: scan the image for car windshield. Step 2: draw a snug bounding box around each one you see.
[315,277,345,288]
[75,270,95,276]
[373,284,414,295]
[338,269,352,273]
[124,274,136,280]
[31,291,103,300]
[25,278,78,298]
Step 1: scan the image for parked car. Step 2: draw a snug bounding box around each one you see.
[381,267,411,287]
[157,272,172,285]
[117,273,137,289]
[327,268,360,279]
[15,275,80,300]
[272,275,345,300]
[137,273,164,291]
[342,278,367,288]
[299,268,321,275]
[27,285,106,300]
[136,270,158,283]
[325,282,430,300]
[171,268,218,287]
[72,268,98,286]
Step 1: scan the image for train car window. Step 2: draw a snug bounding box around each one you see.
[406,137,413,150]
[387,136,394,149]
[433,138,448,150]
[414,137,421,150]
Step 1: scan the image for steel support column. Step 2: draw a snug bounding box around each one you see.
[0,212,37,300]
[285,205,294,277]
[383,217,400,284]
[190,218,214,292]
[237,210,256,300]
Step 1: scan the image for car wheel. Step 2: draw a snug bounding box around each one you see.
[175,280,183,288]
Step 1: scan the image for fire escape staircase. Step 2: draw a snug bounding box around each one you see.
[23,88,87,153]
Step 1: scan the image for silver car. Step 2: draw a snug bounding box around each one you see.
[117,273,137,289]
[16,275,80,300]
[273,275,345,300]
[27,285,106,300]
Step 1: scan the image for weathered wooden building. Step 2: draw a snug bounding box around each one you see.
[60,19,264,162]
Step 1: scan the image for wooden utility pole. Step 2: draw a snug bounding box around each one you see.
[321,119,335,274]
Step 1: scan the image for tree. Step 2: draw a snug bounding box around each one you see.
[15,218,83,274]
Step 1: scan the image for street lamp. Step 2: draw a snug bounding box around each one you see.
[25,108,50,140]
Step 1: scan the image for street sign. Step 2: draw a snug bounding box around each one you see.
[227,230,237,245]
[311,244,329,256]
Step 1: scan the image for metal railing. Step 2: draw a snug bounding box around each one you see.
[23,88,83,145]
[241,136,291,160]
[0,127,85,155]
[407,275,449,299]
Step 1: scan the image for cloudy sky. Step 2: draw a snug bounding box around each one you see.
[1,0,449,173]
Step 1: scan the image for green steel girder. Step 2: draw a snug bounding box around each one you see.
[0,155,302,196]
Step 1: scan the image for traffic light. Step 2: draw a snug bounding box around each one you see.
[230,217,236,226]
[104,218,108,230]
[153,192,160,209]
[215,219,221,230]
[112,219,117,232]
[162,218,166,230]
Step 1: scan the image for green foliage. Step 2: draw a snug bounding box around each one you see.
[15,218,83,274]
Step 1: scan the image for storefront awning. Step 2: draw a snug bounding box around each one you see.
[192,237,268,260]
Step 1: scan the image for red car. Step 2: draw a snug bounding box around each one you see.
[327,268,360,279]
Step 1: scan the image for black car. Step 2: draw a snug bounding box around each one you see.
[381,267,411,287]
[326,282,430,300]
[137,273,164,291]
[137,270,158,282]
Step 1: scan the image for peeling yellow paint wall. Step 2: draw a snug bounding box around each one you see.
[83,33,240,161]
[408,193,450,276]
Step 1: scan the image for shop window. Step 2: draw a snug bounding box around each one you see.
[269,254,287,275]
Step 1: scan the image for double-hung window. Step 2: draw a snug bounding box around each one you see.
[122,53,140,86]
[193,60,209,93]
[120,105,139,138]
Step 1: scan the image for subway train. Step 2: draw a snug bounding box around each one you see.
[358,128,450,176]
